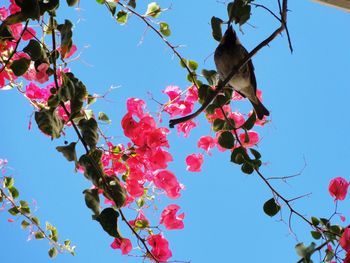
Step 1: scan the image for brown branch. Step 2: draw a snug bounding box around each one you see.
[48,15,159,263]
[0,20,29,74]
[169,0,291,128]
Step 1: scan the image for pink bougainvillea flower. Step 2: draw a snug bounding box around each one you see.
[328,177,349,201]
[239,131,259,148]
[185,84,198,103]
[340,228,350,251]
[127,97,146,119]
[35,63,50,84]
[57,44,77,59]
[153,170,182,199]
[9,0,21,14]
[340,215,346,222]
[160,204,185,230]
[185,153,203,172]
[0,7,8,20]
[197,136,216,155]
[25,82,50,101]
[147,234,172,262]
[163,85,182,101]
[22,27,36,41]
[129,210,149,228]
[232,91,244,100]
[228,111,245,128]
[110,238,132,255]
[177,120,196,137]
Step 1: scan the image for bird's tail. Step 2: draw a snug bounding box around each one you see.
[251,99,270,120]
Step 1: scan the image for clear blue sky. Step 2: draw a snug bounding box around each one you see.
[1,1,350,262]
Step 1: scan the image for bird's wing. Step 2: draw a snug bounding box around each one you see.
[247,58,257,93]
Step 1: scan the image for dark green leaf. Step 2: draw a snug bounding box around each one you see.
[23,40,44,61]
[159,22,171,37]
[145,2,161,18]
[15,0,40,20]
[96,0,105,4]
[310,231,322,240]
[57,20,73,59]
[48,247,58,258]
[102,177,126,209]
[66,0,79,7]
[263,198,280,217]
[242,111,256,130]
[35,108,64,138]
[241,162,254,174]
[116,10,128,24]
[31,216,40,225]
[311,216,319,226]
[8,186,19,199]
[218,131,235,149]
[127,0,136,8]
[79,150,104,187]
[78,118,99,149]
[249,149,261,160]
[211,16,223,42]
[56,142,77,162]
[212,118,225,132]
[95,208,121,238]
[8,206,20,216]
[227,0,251,25]
[83,188,100,215]
[10,58,31,76]
[47,95,60,108]
[106,1,117,15]
[231,147,248,164]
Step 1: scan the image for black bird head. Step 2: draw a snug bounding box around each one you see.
[220,25,239,47]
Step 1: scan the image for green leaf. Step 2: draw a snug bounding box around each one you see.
[21,220,30,229]
[211,16,223,42]
[48,247,58,258]
[10,58,31,76]
[23,40,44,61]
[135,219,149,229]
[241,162,254,174]
[310,231,322,240]
[188,60,198,71]
[106,1,117,16]
[57,20,73,59]
[8,186,19,199]
[218,131,235,149]
[212,118,226,132]
[83,188,100,215]
[78,118,99,149]
[98,112,111,124]
[67,0,79,7]
[8,206,20,216]
[295,243,307,258]
[116,10,128,24]
[31,216,40,225]
[35,108,64,138]
[249,149,261,160]
[263,198,280,217]
[231,147,248,164]
[95,208,121,238]
[96,0,105,4]
[56,142,77,162]
[79,150,104,187]
[242,112,256,130]
[34,231,45,239]
[47,95,60,108]
[145,2,161,18]
[127,0,136,8]
[15,0,40,20]
[4,177,14,188]
[311,216,319,226]
[102,177,126,209]
[159,22,171,37]
[227,0,251,25]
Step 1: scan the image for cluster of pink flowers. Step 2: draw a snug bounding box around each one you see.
[162,85,267,173]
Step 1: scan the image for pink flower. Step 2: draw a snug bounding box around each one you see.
[129,211,149,228]
[125,178,144,197]
[110,238,132,255]
[25,82,50,101]
[197,136,216,155]
[239,131,259,148]
[127,98,145,119]
[177,120,196,137]
[160,204,184,230]
[328,177,349,200]
[35,63,49,84]
[22,27,36,41]
[153,170,182,199]
[163,85,182,101]
[340,228,350,251]
[57,44,77,59]
[147,234,172,262]
[185,85,198,103]
[186,153,203,172]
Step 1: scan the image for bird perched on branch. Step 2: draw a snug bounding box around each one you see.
[214,25,269,120]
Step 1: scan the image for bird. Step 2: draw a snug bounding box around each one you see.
[214,25,269,120]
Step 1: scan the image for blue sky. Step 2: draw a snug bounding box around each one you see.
[1,1,350,262]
